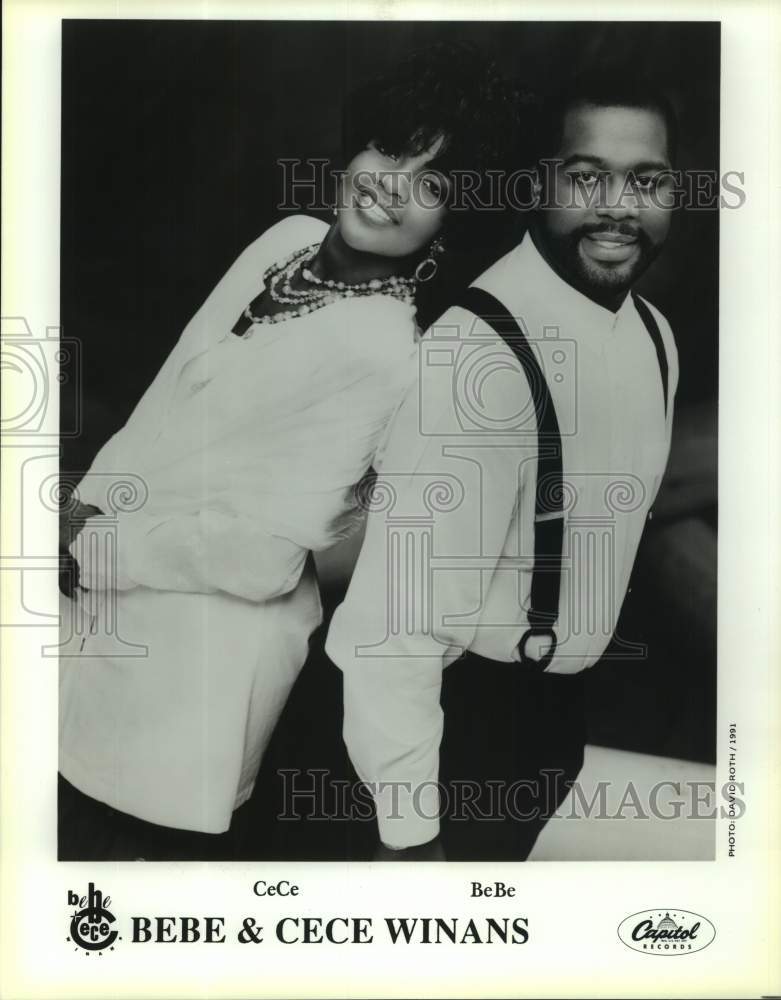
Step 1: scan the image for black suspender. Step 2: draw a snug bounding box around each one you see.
[456,286,670,673]
[632,292,669,419]
[457,287,564,672]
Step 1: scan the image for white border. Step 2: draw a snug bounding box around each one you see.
[2,2,779,997]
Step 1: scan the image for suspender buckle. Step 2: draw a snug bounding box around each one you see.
[518,626,558,672]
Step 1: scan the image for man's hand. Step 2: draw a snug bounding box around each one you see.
[374,837,446,862]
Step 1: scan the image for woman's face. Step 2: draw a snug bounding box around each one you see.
[336,137,450,259]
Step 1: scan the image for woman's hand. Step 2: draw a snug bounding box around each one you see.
[59,501,102,552]
[58,500,102,598]
[58,551,81,599]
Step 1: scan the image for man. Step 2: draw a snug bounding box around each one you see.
[325,75,680,860]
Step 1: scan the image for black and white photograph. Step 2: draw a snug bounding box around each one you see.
[55,18,720,864]
[1,2,778,998]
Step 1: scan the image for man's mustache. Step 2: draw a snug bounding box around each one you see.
[578,223,644,239]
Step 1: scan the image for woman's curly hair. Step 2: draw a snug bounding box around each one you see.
[341,41,531,326]
[343,40,526,241]
[344,42,520,175]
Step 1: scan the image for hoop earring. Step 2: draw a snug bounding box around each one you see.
[414,237,445,283]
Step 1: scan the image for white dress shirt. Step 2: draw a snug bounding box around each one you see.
[325,232,679,848]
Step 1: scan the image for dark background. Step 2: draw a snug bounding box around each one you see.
[61,21,719,858]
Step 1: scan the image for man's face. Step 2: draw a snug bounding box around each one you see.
[534,103,674,305]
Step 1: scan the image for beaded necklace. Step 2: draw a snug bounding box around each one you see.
[241,243,416,332]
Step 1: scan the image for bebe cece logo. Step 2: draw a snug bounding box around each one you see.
[617,909,716,955]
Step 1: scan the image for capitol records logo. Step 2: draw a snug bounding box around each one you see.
[66,883,120,955]
[617,909,715,955]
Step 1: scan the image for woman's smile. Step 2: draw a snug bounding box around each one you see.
[355,188,400,227]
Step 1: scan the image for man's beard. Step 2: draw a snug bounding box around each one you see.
[551,223,661,296]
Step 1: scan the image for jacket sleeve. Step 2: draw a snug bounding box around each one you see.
[70,506,309,601]
[71,217,329,601]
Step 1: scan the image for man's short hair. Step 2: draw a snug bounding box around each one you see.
[534,72,679,166]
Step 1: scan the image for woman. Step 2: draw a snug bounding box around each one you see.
[58,41,520,860]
